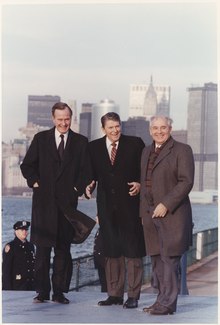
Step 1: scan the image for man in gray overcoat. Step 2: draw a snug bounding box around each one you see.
[140,115,194,315]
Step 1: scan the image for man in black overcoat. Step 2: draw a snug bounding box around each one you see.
[20,102,90,304]
[86,112,146,309]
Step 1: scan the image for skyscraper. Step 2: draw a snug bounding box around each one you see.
[129,77,170,118]
[91,99,119,140]
[187,82,218,191]
[143,76,157,117]
[68,99,79,132]
[27,95,60,127]
[122,117,151,146]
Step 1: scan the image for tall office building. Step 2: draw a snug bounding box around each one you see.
[68,100,79,132]
[79,103,93,141]
[172,130,187,144]
[27,95,60,127]
[122,117,151,146]
[187,82,218,191]
[129,77,170,118]
[91,99,119,140]
[81,103,93,113]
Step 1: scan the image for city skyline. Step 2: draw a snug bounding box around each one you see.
[1,0,218,142]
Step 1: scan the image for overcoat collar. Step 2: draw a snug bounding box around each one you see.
[143,136,174,173]
[153,136,174,169]
[47,128,59,161]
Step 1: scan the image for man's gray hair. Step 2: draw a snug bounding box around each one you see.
[149,115,173,127]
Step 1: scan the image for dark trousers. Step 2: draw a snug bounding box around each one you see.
[151,254,181,312]
[35,210,73,295]
[97,266,107,292]
[105,256,143,299]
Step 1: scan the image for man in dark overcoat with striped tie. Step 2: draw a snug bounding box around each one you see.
[86,112,146,309]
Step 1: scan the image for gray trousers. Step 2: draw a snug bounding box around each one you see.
[151,254,181,312]
[105,256,143,299]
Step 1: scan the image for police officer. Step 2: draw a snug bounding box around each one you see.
[2,221,36,290]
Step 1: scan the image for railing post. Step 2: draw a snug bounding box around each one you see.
[75,261,80,292]
[196,232,204,260]
[180,252,189,295]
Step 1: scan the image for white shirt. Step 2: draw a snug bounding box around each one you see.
[55,128,68,149]
[106,137,119,158]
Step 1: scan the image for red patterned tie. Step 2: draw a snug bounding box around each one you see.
[111,142,117,165]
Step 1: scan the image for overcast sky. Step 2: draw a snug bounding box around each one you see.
[1,0,218,142]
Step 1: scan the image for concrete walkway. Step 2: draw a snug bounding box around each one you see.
[186,251,218,296]
[141,251,218,296]
[2,252,218,324]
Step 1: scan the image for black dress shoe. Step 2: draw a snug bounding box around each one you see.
[33,293,50,303]
[149,304,174,315]
[52,293,70,304]
[143,301,159,313]
[123,297,138,309]
[98,296,123,306]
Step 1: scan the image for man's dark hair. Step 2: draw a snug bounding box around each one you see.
[101,112,121,128]
[51,102,73,117]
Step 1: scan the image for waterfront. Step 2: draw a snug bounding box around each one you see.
[1,196,218,257]
[2,196,98,257]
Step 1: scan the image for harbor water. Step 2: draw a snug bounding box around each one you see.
[1,196,218,257]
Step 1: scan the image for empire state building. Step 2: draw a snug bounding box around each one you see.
[143,76,157,118]
[129,76,170,119]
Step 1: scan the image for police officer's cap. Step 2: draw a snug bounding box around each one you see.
[13,221,30,230]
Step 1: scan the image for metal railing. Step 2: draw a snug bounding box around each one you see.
[68,227,218,292]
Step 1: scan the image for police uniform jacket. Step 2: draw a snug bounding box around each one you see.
[2,236,35,290]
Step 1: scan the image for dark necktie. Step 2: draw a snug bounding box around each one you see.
[58,134,64,160]
[155,145,161,153]
[110,142,117,165]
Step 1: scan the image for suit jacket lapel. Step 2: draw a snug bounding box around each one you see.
[153,137,174,170]
[100,136,113,168]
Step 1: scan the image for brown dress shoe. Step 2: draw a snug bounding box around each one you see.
[149,304,174,315]
[143,301,159,313]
